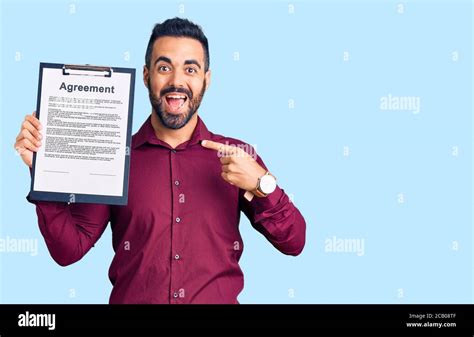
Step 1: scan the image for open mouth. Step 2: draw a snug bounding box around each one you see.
[164,93,188,113]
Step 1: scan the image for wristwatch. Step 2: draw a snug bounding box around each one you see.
[253,171,277,197]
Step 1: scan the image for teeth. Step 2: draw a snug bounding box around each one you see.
[167,94,186,99]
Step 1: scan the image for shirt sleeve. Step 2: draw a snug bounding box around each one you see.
[239,155,306,256]
[26,170,110,266]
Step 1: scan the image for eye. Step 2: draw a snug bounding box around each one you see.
[158,65,170,72]
[186,67,197,74]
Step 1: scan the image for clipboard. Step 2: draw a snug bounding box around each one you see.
[29,62,135,205]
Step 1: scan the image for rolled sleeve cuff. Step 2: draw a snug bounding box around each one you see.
[249,185,284,213]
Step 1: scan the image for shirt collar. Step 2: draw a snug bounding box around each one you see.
[132,114,212,150]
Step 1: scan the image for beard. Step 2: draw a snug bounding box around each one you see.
[148,79,206,130]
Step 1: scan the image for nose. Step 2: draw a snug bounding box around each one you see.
[168,70,186,89]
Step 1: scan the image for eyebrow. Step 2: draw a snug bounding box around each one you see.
[154,56,202,70]
[184,59,202,70]
[155,56,172,65]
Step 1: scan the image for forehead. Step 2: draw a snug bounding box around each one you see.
[152,36,205,64]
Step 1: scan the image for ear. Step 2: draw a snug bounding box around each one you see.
[204,69,211,90]
[143,65,149,88]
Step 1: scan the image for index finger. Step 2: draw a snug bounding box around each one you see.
[201,140,246,158]
[201,140,225,152]
[25,112,42,130]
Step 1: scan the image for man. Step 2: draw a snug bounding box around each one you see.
[14,18,306,304]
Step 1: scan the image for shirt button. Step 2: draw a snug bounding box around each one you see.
[176,217,181,223]
[173,292,178,298]
[174,180,180,186]
[174,254,180,260]
[171,149,177,153]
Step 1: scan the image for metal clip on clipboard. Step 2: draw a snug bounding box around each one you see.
[62,64,113,77]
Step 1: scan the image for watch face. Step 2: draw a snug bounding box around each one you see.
[260,174,277,194]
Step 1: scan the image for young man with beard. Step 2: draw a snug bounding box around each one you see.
[14,18,306,304]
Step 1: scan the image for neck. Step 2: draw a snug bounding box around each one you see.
[150,111,198,149]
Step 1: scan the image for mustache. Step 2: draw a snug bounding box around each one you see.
[160,86,193,100]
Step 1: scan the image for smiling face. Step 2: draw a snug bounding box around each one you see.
[144,36,211,129]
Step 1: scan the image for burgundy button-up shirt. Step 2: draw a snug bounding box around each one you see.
[27,115,306,304]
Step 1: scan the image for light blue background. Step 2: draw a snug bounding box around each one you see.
[0,0,472,304]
